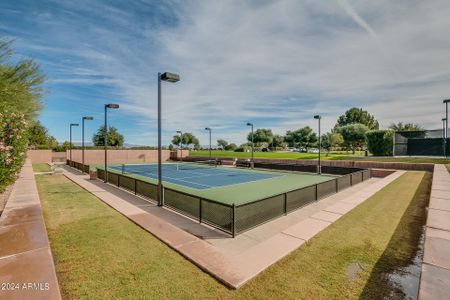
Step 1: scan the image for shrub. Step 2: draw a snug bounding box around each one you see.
[366,130,393,156]
[0,104,29,191]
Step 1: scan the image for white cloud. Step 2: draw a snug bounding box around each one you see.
[8,0,450,145]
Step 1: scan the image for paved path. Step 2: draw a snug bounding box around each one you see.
[63,165,404,289]
[0,160,61,300]
[419,164,450,299]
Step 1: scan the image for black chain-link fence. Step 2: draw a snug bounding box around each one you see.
[71,161,370,237]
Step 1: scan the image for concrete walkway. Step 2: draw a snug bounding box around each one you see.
[0,160,61,300]
[62,165,404,289]
[419,164,450,299]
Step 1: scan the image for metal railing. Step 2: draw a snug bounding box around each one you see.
[89,163,371,237]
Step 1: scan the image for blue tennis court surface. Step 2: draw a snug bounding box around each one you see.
[109,163,281,190]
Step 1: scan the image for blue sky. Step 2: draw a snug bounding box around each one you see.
[1,0,449,146]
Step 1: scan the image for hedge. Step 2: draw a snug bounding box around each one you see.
[366,130,393,156]
[0,103,29,192]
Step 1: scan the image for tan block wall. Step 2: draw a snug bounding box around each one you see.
[66,149,183,164]
[26,150,52,164]
[52,152,66,162]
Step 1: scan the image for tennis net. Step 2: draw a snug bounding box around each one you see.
[176,160,219,171]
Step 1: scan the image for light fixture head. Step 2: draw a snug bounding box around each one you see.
[205,127,211,131]
[106,104,119,109]
[444,99,450,103]
[314,115,321,119]
[246,122,253,126]
[160,72,180,83]
[443,118,447,121]
[176,130,182,134]
[83,116,94,120]
[70,123,79,126]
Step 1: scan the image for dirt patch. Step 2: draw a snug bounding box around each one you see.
[0,183,14,217]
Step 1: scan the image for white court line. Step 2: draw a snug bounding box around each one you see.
[109,165,284,190]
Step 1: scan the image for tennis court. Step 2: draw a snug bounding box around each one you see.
[109,162,281,190]
[102,161,336,206]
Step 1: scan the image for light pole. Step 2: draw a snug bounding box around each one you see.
[443,118,447,157]
[82,116,93,172]
[444,99,450,158]
[314,115,322,174]
[205,127,211,160]
[69,123,79,165]
[104,104,119,183]
[176,130,183,161]
[246,122,254,167]
[444,99,450,139]
[157,72,180,207]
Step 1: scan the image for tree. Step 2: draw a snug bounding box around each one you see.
[337,123,369,153]
[92,126,124,147]
[61,141,73,151]
[389,122,424,131]
[320,133,343,155]
[272,134,285,148]
[28,120,48,147]
[247,128,273,146]
[335,107,379,130]
[330,133,344,149]
[224,143,237,151]
[284,126,317,150]
[47,135,58,149]
[0,40,45,119]
[217,139,228,149]
[172,132,199,148]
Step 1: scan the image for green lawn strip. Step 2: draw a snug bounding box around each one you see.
[36,171,429,299]
[32,163,52,172]
[190,151,450,164]
[94,164,335,205]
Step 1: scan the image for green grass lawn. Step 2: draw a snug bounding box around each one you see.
[36,171,429,299]
[32,163,52,172]
[191,150,450,164]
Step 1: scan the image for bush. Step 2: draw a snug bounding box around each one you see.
[366,130,393,156]
[0,104,29,191]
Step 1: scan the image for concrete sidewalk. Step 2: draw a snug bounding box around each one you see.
[419,164,450,300]
[63,165,404,289]
[0,160,61,300]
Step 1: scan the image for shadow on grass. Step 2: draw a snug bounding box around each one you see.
[359,172,431,299]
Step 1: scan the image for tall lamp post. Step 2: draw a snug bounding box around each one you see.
[82,116,93,172]
[205,127,212,160]
[157,72,180,207]
[443,118,447,157]
[104,104,119,183]
[69,123,79,165]
[246,122,254,167]
[314,115,322,174]
[176,130,183,161]
[444,99,450,158]
[444,99,449,139]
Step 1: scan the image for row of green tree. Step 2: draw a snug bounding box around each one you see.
[27,121,125,151]
[211,108,423,154]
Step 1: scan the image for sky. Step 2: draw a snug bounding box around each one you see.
[1,0,450,146]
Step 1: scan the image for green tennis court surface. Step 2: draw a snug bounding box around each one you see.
[98,163,336,206]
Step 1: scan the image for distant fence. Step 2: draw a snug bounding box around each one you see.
[94,164,371,237]
[184,156,435,172]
